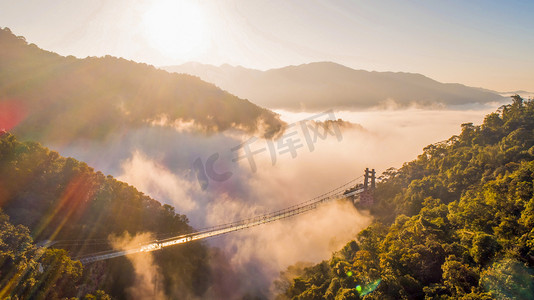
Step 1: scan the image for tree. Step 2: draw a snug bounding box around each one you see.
[0,133,211,298]
[480,259,534,299]
[441,255,479,296]
[276,97,534,299]
[0,210,91,299]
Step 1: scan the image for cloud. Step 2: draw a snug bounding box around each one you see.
[190,106,501,296]
[117,150,197,212]
[207,200,372,297]
[50,104,504,298]
[110,232,165,300]
[105,119,375,297]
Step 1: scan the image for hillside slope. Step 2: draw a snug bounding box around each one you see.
[0,132,211,299]
[277,96,534,299]
[0,209,107,299]
[164,62,504,111]
[0,27,283,143]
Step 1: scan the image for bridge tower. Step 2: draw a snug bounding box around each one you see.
[364,168,369,190]
[360,168,376,206]
[363,168,376,191]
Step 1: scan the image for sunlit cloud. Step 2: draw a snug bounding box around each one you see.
[118,150,197,212]
[55,105,503,297]
[110,232,166,300]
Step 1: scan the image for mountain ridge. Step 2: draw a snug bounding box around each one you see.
[163,61,505,111]
[0,27,284,144]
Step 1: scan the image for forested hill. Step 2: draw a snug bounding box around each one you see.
[0,132,210,299]
[0,27,283,143]
[278,96,534,299]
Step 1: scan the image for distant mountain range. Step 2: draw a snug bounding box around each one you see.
[163,62,505,111]
[0,28,284,143]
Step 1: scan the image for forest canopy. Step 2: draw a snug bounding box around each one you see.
[278,96,534,299]
[0,131,211,299]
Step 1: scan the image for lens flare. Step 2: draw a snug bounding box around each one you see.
[356,279,381,296]
[0,100,27,131]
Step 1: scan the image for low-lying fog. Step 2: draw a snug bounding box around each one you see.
[54,104,502,298]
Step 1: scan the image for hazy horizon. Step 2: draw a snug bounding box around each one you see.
[166,60,532,94]
[1,0,533,92]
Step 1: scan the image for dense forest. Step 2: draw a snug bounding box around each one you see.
[0,27,284,144]
[277,96,534,299]
[0,209,101,299]
[0,131,211,299]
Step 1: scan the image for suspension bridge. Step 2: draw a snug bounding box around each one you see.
[62,168,376,264]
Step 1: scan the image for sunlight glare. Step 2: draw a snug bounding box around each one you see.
[143,0,208,59]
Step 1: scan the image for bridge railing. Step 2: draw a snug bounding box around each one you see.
[76,175,367,264]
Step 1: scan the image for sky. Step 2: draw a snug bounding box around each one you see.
[1,0,533,92]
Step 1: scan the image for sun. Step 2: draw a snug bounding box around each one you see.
[143,0,208,59]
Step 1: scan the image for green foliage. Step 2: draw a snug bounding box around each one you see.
[334,288,359,300]
[0,210,105,299]
[441,255,478,296]
[278,96,534,299]
[470,233,500,266]
[0,133,211,298]
[480,259,534,299]
[83,290,111,300]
